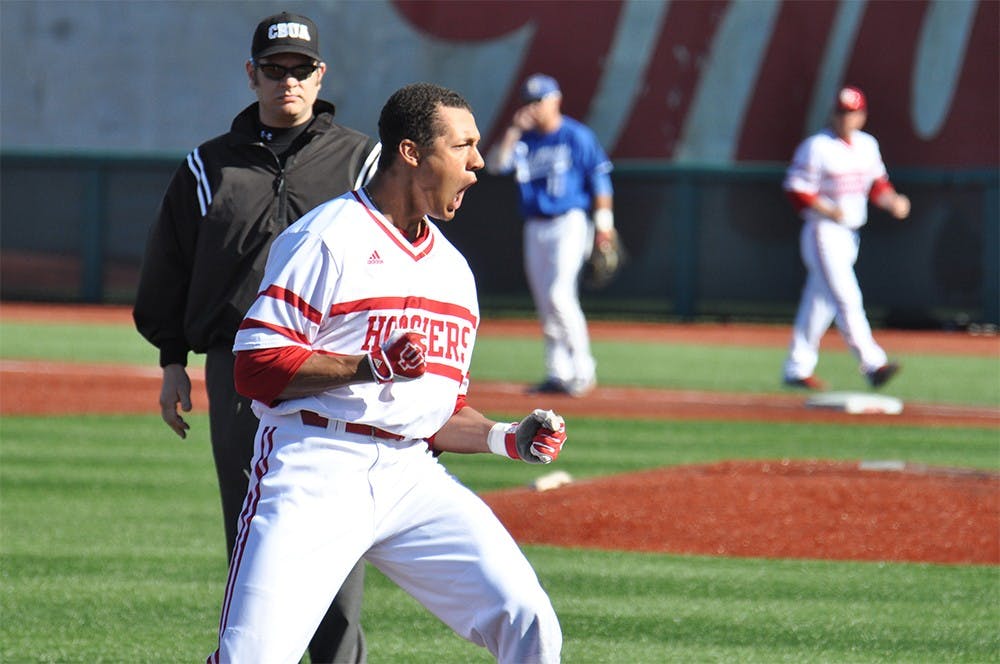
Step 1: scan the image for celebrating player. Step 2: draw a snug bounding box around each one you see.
[486,73,617,397]
[133,12,378,661]
[208,83,566,663]
[781,86,910,390]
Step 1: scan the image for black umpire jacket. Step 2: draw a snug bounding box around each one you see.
[133,100,379,368]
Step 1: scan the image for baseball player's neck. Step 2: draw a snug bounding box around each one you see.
[831,113,865,142]
[536,112,563,134]
[363,181,426,242]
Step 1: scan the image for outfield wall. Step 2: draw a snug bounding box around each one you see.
[1,152,995,326]
[2,1,997,324]
[2,1,997,168]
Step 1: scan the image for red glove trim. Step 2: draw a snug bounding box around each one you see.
[234,346,312,405]
[504,428,520,460]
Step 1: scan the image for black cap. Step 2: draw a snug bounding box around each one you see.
[251,12,320,61]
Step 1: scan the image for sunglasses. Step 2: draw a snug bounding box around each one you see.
[254,61,319,82]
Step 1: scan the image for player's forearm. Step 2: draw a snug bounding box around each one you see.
[809,197,843,222]
[234,347,372,403]
[278,352,372,398]
[431,406,494,454]
[874,190,911,219]
[592,194,613,211]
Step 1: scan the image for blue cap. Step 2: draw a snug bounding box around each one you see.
[521,74,561,102]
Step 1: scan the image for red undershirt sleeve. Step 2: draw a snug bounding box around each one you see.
[869,177,895,202]
[233,346,313,406]
[785,190,817,213]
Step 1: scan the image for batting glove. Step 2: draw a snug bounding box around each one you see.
[487,409,567,464]
[368,329,427,384]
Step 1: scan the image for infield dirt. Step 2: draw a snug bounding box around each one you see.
[2,303,997,564]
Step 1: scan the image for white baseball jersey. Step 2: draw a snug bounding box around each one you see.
[781,127,894,381]
[234,189,479,440]
[217,189,561,664]
[784,128,888,230]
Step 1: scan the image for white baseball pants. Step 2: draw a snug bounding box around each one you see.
[209,413,561,664]
[783,218,888,379]
[523,209,597,385]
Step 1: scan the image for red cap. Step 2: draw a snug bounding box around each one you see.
[835,86,867,112]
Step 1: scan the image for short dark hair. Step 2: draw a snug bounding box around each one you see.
[377,83,472,170]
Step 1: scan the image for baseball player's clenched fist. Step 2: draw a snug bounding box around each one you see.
[488,409,567,464]
[368,329,427,384]
[889,193,911,219]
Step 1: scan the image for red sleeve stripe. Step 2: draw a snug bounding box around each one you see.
[237,318,311,346]
[258,285,323,324]
[328,296,479,327]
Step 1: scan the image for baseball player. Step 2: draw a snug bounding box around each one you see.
[208,83,566,664]
[133,12,379,662]
[486,73,617,397]
[782,86,910,390]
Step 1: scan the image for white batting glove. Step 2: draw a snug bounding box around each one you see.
[487,409,567,464]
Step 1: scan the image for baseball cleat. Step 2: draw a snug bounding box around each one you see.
[783,375,826,390]
[867,362,901,388]
[527,378,570,395]
[566,377,596,398]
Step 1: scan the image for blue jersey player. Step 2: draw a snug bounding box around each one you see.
[487,74,616,397]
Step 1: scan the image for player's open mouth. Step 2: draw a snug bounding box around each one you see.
[449,189,465,211]
[451,182,475,210]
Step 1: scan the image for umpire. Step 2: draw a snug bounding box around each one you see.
[133,12,378,663]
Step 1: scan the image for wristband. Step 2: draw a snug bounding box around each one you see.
[487,422,519,459]
[593,208,614,233]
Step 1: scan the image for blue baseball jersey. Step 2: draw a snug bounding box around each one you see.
[504,116,613,218]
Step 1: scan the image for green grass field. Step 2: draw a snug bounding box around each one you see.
[1,318,998,662]
[2,319,998,405]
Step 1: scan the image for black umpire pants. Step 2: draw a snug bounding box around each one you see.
[206,348,367,663]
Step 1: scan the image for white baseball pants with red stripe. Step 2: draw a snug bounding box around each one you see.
[784,218,888,379]
[207,412,561,664]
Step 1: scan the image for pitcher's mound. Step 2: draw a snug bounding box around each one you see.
[482,460,999,564]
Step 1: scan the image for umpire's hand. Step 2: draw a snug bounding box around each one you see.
[160,363,193,439]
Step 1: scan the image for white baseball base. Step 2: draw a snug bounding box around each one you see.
[805,391,903,415]
[531,470,573,491]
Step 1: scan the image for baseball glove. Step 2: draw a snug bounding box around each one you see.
[583,229,626,290]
